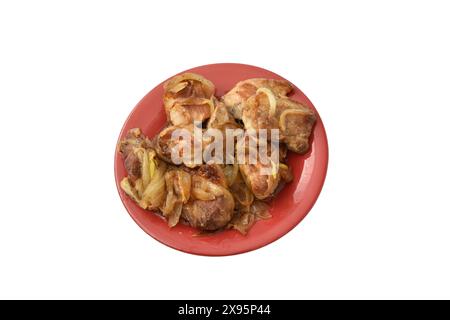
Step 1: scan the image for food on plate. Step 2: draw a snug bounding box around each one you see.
[168,97,215,126]
[182,165,235,231]
[155,124,206,168]
[161,168,191,227]
[207,100,240,131]
[119,128,152,182]
[242,89,316,154]
[118,128,167,210]
[227,200,272,235]
[236,134,293,200]
[163,73,215,126]
[118,72,316,234]
[221,78,293,119]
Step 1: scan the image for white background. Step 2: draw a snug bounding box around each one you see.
[0,1,449,300]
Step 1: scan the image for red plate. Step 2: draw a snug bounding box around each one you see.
[114,63,328,256]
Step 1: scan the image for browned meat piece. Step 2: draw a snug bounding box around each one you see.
[236,133,293,200]
[168,97,214,126]
[205,101,242,164]
[279,163,293,183]
[237,136,281,200]
[241,91,278,131]
[221,78,293,119]
[194,164,228,188]
[118,128,151,181]
[163,73,215,125]
[182,195,234,231]
[240,160,294,200]
[155,124,207,168]
[118,128,168,210]
[239,161,280,200]
[181,165,235,231]
[276,97,316,154]
[207,100,241,131]
[242,89,316,154]
[279,143,288,162]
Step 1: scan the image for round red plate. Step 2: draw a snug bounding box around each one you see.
[114,63,328,256]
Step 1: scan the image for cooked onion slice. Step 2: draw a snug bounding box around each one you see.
[134,179,144,198]
[256,87,277,117]
[164,73,215,98]
[228,171,254,207]
[120,178,139,203]
[190,175,225,202]
[141,151,151,187]
[140,161,167,209]
[206,98,215,116]
[173,170,191,203]
[228,211,256,235]
[192,187,216,201]
[169,81,189,93]
[251,200,271,220]
[232,182,254,207]
[176,97,214,114]
[223,163,239,187]
[227,200,270,235]
[161,169,192,227]
[168,202,183,228]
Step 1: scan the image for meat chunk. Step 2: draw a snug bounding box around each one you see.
[276,97,316,154]
[242,90,316,154]
[163,73,215,125]
[207,100,241,131]
[237,134,292,200]
[118,128,151,181]
[182,195,234,231]
[221,78,293,119]
[239,163,280,200]
[118,128,168,210]
[194,164,228,188]
[168,97,214,126]
[181,166,235,231]
[155,124,207,168]
[205,101,242,163]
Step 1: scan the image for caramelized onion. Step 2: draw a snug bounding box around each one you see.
[134,178,144,198]
[223,163,239,187]
[120,178,139,203]
[192,175,224,197]
[163,73,215,109]
[164,73,215,95]
[257,87,277,117]
[174,170,191,203]
[251,200,272,220]
[228,210,256,235]
[192,187,216,201]
[167,202,183,228]
[141,150,151,187]
[140,161,167,209]
[279,163,293,183]
[162,187,176,215]
[161,169,192,227]
[169,81,189,93]
[231,179,254,207]
[227,200,271,235]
